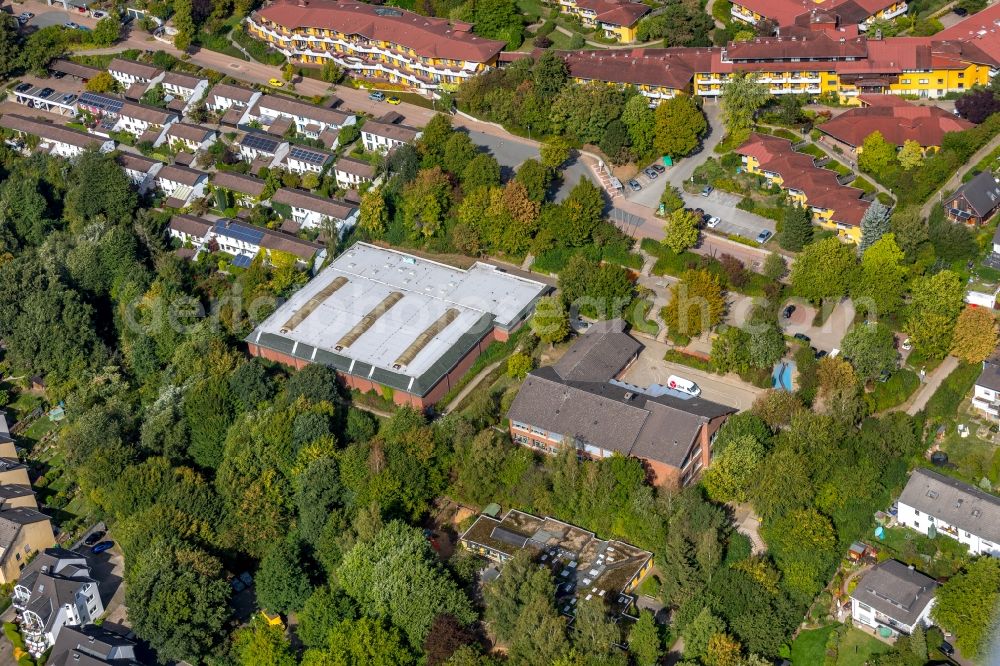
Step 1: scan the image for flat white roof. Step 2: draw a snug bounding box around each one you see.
[253,243,546,379]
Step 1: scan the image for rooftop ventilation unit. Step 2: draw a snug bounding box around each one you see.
[335,291,404,351]
[279,276,349,333]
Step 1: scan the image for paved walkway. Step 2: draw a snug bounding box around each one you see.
[920,133,1000,218]
[440,361,503,414]
[904,355,959,416]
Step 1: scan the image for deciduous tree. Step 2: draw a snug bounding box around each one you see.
[661,269,726,339]
[683,609,726,660]
[951,306,999,363]
[663,207,701,254]
[898,139,924,170]
[858,131,897,180]
[402,167,451,237]
[702,434,764,502]
[531,295,570,345]
[720,73,770,141]
[852,233,906,315]
[907,270,964,358]
[629,610,662,666]
[789,237,857,304]
[931,557,1000,660]
[840,322,897,380]
[358,188,388,238]
[654,96,707,158]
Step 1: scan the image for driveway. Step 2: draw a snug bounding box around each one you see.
[22,7,98,30]
[780,298,856,352]
[686,189,776,242]
[620,338,766,411]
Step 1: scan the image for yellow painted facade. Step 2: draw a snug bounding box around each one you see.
[246,19,496,90]
[730,0,908,25]
[555,0,643,42]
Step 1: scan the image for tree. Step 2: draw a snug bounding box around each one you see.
[955,88,1000,124]
[425,614,476,665]
[531,296,570,345]
[816,356,857,397]
[747,322,786,370]
[599,118,632,165]
[124,542,230,663]
[444,132,478,176]
[64,149,138,226]
[858,201,891,255]
[573,597,619,658]
[540,137,572,169]
[763,252,787,281]
[898,139,924,170]
[683,609,727,660]
[852,233,906,315]
[660,185,684,214]
[338,521,475,647]
[840,322,897,380]
[858,131,897,180]
[321,59,343,83]
[622,94,656,157]
[629,610,662,666]
[298,585,357,649]
[506,352,533,380]
[255,537,314,615]
[779,204,813,251]
[702,434,765,502]
[359,188,388,238]
[790,237,857,304]
[471,0,523,47]
[662,207,701,254]
[282,62,296,83]
[558,179,605,246]
[402,167,451,237]
[515,159,550,202]
[931,557,1000,660]
[303,617,416,666]
[890,206,929,261]
[172,0,195,50]
[952,306,999,363]
[720,73,770,141]
[661,269,726,339]
[0,14,20,81]
[705,633,743,666]
[462,153,501,191]
[712,326,751,374]
[909,624,928,662]
[654,96,707,158]
[92,15,121,47]
[233,618,297,666]
[907,270,964,358]
[22,26,67,76]
[533,51,568,100]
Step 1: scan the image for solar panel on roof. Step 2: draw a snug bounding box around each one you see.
[231,254,254,268]
[241,133,279,152]
[214,221,265,245]
[288,146,328,165]
[79,91,124,114]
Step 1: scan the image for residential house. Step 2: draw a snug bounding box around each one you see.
[158,71,209,107]
[205,83,262,115]
[238,132,289,165]
[506,320,734,488]
[48,59,102,83]
[244,95,357,139]
[460,509,653,619]
[730,0,907,29]
[897,466,1000,556]
[46,624,144,666]
[211,171,269,207]
[332,156,375,188]
[361,118,422,154]
[154,165,208,208]
[116,153,163,194]
[247,0,506,91]
[270,187,359,232]
[0,485,38,510]
[0,459,33,486]
[210,219,326,270]
[560,49,703,104]
[113,102,178,139]
[167,214,213,245]
[737,132,870,243]
[107,58,163,89]
[944,170,1000,225]
[14,548,105,658]
[157,122,217,153]
[284,145,334,175]
[0,115,115,159]
[850,560,937,637]
[818,95,974,154]
[556,0,650,42]
[0,507,56,584]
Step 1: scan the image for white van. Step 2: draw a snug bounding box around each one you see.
[667,375,701,397]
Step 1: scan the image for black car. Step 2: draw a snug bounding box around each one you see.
[953,6,968,15]
[939,641,955,657]
[815,349,828,359]
[14,83,31,93]
[651,163,665,173]
[84,530,105,546]
[38,88,55,99]
[793,332,810,343]
[53,71,66,79]
[782,304,796,319]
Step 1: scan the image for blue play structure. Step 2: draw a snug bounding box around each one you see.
[771,362,795,391]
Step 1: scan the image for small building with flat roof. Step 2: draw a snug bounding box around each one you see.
[247,242,548,408]
[460,508,653,620]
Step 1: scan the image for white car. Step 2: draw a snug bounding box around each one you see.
[706,216,721,228]
[901,338,912,351]
[64,21,79,29]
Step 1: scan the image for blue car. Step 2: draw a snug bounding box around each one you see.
[91,540,114,554]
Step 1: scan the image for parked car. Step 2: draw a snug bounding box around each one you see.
[230,577,245,592]
[782,304,796,319]
[53,70,66,79]
[901,338,912,351]
[939,641,955,657]
[643,167,658,179]
[651,163,665,173]
[756,229,772,244]
[91,540,114,554]
[37,88,55,99]
[267,78,284,87]
[64,21,79,29]
[239,572,253,587]
[91,10,107,18]
[368,91,385,101]
[387,96,401,105]
[667,375,701,397]
[815,349,828,359]
[793,332,810,343]
[953,6,968,15]
[627,179,641,192]
[83,531,105,546]
[61,93,77,104]
[17,11,33,23]
[700,185,713,197]
[14,83,31,93]
[706,216,720,228]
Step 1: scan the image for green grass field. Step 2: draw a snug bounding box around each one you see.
[790,625,835,664]
[790,626,893,666]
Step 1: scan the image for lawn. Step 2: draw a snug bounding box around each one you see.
[837,627,892,666]
[790,625,836,665]
[877,524,972,578]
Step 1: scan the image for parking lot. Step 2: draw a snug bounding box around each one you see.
[619,163,671,208]
[687,189,776,243]
[779,298,856,352]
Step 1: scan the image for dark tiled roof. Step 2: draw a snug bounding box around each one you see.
[978,359,1000,392]
[334,156,375,179]
[362,119,421,143]
[165,122,213,143]
[47,624,142,666]
[553,319,642,382]
[108,58,161,80]
[851,560,937,628]
[168,214,212,238]
[271,188,357,220]
[156,164,206,186]
[211,171,267,198]
[0,115,108,149]
[209,83,257,105]
[899,467,1000,544]
[160,71,203,90]
[948,170,1000,218]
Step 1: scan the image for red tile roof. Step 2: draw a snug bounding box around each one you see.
[253,0,505,63]
[935,2,1000,64]
[561,48,712,91]
[819,100,973,148]
[737,133,870,227]
[735,0,899,27]
[575,0,650,26]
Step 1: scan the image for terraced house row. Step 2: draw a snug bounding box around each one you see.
[246,0,505,91]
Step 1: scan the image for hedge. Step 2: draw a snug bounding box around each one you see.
[664,349,715,372]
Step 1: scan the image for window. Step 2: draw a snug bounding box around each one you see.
[859,603,872,612]
[914,521,920,529]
